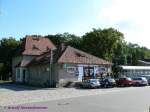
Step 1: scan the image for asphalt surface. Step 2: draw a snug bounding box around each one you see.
[2,86,150,112]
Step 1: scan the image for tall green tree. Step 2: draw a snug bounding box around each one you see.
[81,28,124,61]
[0,37,20,80]
[45,32,82,49]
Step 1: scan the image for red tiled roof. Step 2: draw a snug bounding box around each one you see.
[27,46,111,66]
[15,59,31,67]
[22,36,56,55]
[26,52,52,66]
[58,46,111,65]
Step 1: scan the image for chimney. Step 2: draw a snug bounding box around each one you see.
[60,42,65,52]
[50,50,53,64]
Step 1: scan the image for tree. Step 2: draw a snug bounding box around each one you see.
[0,37,20,80]
[45,32,82,49]
[112,65,123,78]
[126,43,150,65]
[113,41,128,65]
[81,28,124,61]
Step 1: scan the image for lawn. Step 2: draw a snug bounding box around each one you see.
[0,80,12,84]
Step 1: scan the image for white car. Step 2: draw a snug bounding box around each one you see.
[140,75,150,85]
[132,77,148,86]
[81,79,101,88]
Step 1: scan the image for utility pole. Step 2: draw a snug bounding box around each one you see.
[49,50,53,87]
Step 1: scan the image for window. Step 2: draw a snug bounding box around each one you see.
[83,67,94,77]
[67,67,76,73]
[98,67,106,72]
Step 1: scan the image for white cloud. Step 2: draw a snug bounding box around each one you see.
[98,0,150,48]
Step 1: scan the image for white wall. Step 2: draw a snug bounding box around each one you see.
[78,66,83,81]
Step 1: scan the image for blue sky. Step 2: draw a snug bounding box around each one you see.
[0,0,150,48]
[0,0,108,38]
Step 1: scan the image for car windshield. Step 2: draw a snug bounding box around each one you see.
[108,78,115,82]
[132,77,147,81]
[133,78,141,80]
[141,77,147,81]
[90,79,98,83]
[141,76,150,80]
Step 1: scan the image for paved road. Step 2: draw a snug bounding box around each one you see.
[2,86,150,112]
[1,83,142,106]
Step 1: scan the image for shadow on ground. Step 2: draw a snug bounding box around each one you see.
[0,82,57,91]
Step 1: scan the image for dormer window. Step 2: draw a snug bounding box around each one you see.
[32,45,38,50]
[75,52,86,57]
[33,37,40,41]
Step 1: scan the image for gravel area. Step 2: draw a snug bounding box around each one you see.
[0,84,140,106]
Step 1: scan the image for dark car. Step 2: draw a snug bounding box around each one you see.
[80,79,101,89]
[100,78,116,88]
[116,77,133,87]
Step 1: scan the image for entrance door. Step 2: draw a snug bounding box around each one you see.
[16,68,20,82]
[83,67,94,80]
[22,69,26,83]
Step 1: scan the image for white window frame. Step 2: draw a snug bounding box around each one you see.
[67,67,76,73]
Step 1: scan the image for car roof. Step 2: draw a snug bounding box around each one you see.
[89,79,99,81]
[119,77,131,79]
[133,77,146,79]
[141,75,150,77]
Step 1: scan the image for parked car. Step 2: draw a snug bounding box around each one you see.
[132,77,148,86]
[116,77,133,87]
[139,75,150,85]
[100,78,116,88]
[80,79,101,89]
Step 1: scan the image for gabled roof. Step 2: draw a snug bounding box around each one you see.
[15,59,32,67]
[21,36,56,56]
[28,46,111,66]
[57,46,111,65]
[26,48,62,66]
[28,52,52,66]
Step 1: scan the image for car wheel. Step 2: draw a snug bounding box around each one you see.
[136,82,139,86]
[121,84,124,87]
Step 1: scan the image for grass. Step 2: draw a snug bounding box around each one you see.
[0,80,12,84]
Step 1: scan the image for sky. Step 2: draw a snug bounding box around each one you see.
[0,0,150,48]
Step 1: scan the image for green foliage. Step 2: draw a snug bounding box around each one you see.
[124,43,150,65]
[0,63,10,80]
[0,37,20,80]
[0,37,20,62]
[0,63,3,80]
[112,65,123,78]
[81,28,124,61]
[45,32,82,49]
